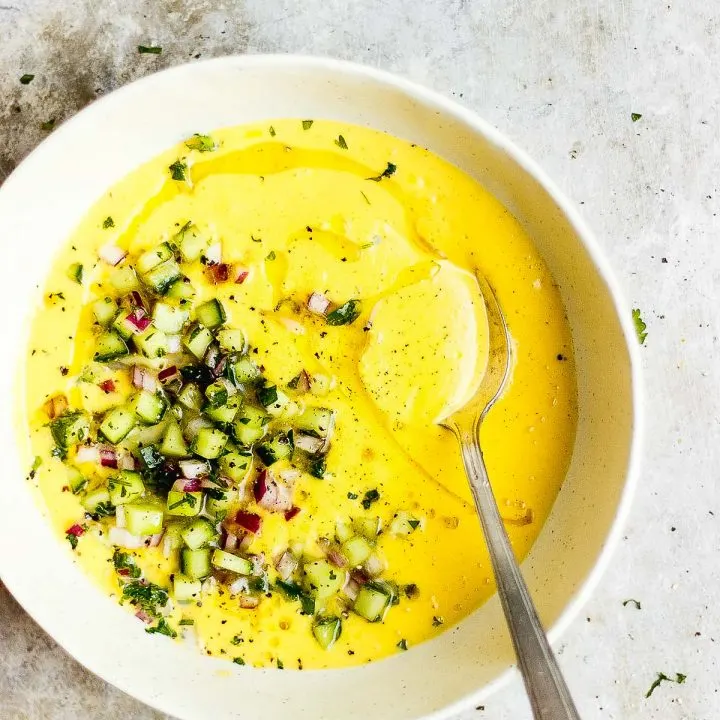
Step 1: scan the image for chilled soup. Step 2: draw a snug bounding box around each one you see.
[24,120,577,669]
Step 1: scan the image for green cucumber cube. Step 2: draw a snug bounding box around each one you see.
[181,518,216,550]
[181,548,211,579]
[108,470,145,506]
[99,405,136,444]
[124,503,164,536]
[191,427,228,459]
[211,549,253,575]
[166,490,203,517]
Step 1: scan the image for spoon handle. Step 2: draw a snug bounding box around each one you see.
[458,426,582,720]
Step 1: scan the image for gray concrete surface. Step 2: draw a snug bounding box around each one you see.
[1,1,718,718]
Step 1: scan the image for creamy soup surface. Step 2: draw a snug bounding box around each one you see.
[24,120,576,669]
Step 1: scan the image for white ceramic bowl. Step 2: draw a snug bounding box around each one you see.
[0,56,641,720]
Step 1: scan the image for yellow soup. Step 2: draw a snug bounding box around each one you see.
[23,120,576,669]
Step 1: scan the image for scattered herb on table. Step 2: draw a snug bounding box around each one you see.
[40,119,56,132]
[631,112,643,122]
[138,45,162,54]
[20,74,34,85]
[622,598,641,610]
[645,672,686,698]
[632,308,647,344]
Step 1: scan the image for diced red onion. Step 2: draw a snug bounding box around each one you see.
[350,569,369,586]
[158,365,179,383]
[363,553,387,577]
[99,379,116,393]
[238,595,259,609]
[205,242,222,265]
[209,262,230,283]
[166,334,181,354]
[204,343,221,370]
[255,471,293,513]
[294,433,323,454]
[224,532,239,551]
[233,266,249,284]
[118,452,137,471]
[250,553,265,575]
[75,444,100,464]
[135,610,153,624]
[229,576,250,595]
[284,506,301,521]
[127,310,151,333]
[235,511,262,534]
[253,469,269,503]
[343,576,361,601]
[328,548,348,568]
[279,469,301,485]
[275,550,298,581]
[308,292,330,316]
[109,526,147,548]
[212,354,228,379]
[132,365,158,393]
[148,531,164,548]
[100,448,118,468]
[179,459,209,479]
[65,523,85,537]
[115,505,126,528]
[129,291,146,310]
[172,477,201,493]
[99,242,126,266]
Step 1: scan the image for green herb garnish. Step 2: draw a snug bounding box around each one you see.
[169,160,188,182]
[335,135,348,150]
[66,263,83,285]
[326,299,361,326]
[622,598,641,609]
[138,45,162,54]
[146,618,177,638]
[432,615,444,627]
[632,308,647,344]
[361,488,380,510]
[122,580,169,616]
[397,639,408,651]
[301,120,314,130]
[113,549,141,578]
[269,126,276,137]
[276,659,284,669]
[368,162,397,182]
[185,133,216,152]
[257,384,278,407]
[179,618,194,626]
[233,657,246,665]
[645,672,686,698]
[347,491,358,499]
[168,493,197,511]
[631,112,642,122]
[20,74,34,85]
[102,216,115,229]
[266,250,276,261]
[66,532,79,550]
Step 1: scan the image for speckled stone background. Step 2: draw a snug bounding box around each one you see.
[1,1,718,718]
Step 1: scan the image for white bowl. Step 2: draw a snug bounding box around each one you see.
[0,55,641,720]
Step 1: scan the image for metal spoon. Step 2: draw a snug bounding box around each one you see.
[442,272,582,720]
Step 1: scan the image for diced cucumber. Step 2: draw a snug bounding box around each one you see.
[108,470,145,506]
[335,519,354,544]
[295,407,335,438]
[162,521,186,553]
[50,411,90,448]
[390,511,421,536]
[99,405,136,444]
[92,296,118,326]
[354,516,381,540]
[205,381,229,408]
[166,490,203,517]
[308,455,327,479]
[309,373,335,396]
[176,224,208,262]
[353,582,393,622]
[177,382,204,411]
[205,489,235,517]
[183,324,213,359]
[137,444,164,472]
[312,616,342,650]
[216,328,247,354]
[232,406,269,446]
[134,328,169,359]
[125,503,164,535]
[173,574,202,603]
[181,547,211,579]
[304,560,345,600]
[152,302,189,333]
[142,259,181,294]
[137,242,174,274]
[181,517,216,549]
[219,452,251,483]
[195,298,226,329]
[192,427,228,459]
[211,549,253,575]
[109,265,139,294]
[227,357,260,385]
[166,277,196,302]
[161,422,188,457]
[82,486,111,513]
[255,433,293,466]
[256,385,291,416]
[111,309,135,340]
[341,535,373,567]
[206,394,242,425]
[133,390,167,425]
[67,466,88,494]
[94,330,129,362]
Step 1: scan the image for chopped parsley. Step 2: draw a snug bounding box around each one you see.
[622,598,641,610]
[301,120,314,130]
[233,657,246,665]
[122,580,169,616]
[361,488,380,510]
[179,618,194,626]
[40,119,56,132]
[266,250,276,261]
[326,299,361,326]
[102,216,115,229]
[276,659,284,669]
[269,126,276,137]
[632,308,647,344]
[645,672,686,698]
[347,491,358,499]
[185,133,216,152]
[138,45,162,54]
[368,162,397,182]
[65,532,79,550]
[169,160,188,182]
[92,501,115,518]
[432,615,445,626]
[146,618,177,638]
[631,112,642,122]
[113,549,141,579]
[230,635,243,645]
[403,583,420,599]
[397,639,408,651]
[28,455,42,480]
[20,74,34,85]
[335,135,348,150]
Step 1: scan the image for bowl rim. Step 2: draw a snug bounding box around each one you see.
[0,53,643,719]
